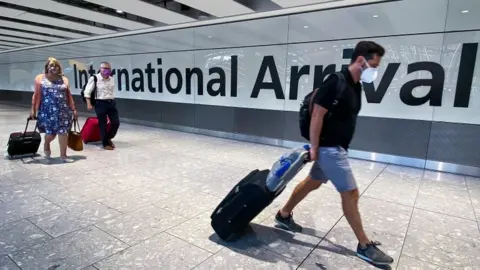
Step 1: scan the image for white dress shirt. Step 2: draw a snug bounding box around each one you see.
[83,73,115,100]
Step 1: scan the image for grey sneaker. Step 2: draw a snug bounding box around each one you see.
[274,211,303,232]
[356,241,394,265]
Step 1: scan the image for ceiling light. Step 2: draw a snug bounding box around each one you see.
[304,25,309,28]
[116,10,124,14]
[208,35,212,38]
[373,15,379,18]
[461,10,469,13]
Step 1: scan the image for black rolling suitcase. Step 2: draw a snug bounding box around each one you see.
[7,117,42,158]
[211,145,311,241]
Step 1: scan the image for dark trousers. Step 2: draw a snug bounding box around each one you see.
[94,99,120,147]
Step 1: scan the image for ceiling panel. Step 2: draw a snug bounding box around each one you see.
[271,0,337,8]
[0,3,24,16]
[0,35,45,44]
[0,20,88,39]
[0,45,14,50]
[83,0,195,24]
[0,0,391,54]
[175,0,254,17]
[0,6,114,35]
[0,40,26,47]
[0,0,151,30]
[0,28,64,42]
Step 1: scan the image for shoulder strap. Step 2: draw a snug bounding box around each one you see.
[308,72,346,115]
[332,72,347,106]
[92,75,98,99]
[308,88,319,115]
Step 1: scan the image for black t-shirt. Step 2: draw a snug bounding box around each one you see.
[313,68,362,150]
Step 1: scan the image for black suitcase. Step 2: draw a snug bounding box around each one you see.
[7,117,42,158]
[210,169,274,241]
[210,145,311,241]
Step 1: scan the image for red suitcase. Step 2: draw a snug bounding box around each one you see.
[80,117,111,143]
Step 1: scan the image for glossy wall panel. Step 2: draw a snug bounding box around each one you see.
[287,0,448,43]
[234,107,285,139]
[427,122,480,167]
[7,61,44,91]
[349,117,432,159]
[434,31,480,124]
[0,0,479,174]
[193,17,289,49]
[194,104,235,133]
[444,0,480,31]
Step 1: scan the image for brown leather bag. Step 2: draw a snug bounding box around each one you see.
[68,119,83,151]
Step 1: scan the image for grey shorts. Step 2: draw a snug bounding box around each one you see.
[309,146,357,192]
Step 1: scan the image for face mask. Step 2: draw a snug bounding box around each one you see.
[101,69,111,77]
[360,62,378,83]
[48,66,58,74]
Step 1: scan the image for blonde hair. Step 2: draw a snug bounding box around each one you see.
[44,57,63,75]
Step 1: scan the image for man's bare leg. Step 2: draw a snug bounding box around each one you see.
[275,176,321,232]
[340,188,369,245]
[341,188,394,265]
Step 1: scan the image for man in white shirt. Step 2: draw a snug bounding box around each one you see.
[83,62,119,150]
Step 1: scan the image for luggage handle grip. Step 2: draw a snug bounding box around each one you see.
[23,115,38,138]
[302,150,312,164]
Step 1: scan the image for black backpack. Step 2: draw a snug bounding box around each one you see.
[80,75,98,106]
[298,72,347,141]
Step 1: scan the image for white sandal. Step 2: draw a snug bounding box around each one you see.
[61,157,73,163]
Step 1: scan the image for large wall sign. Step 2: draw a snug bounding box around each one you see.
[69,42,476,110]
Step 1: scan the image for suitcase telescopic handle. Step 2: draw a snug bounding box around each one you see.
[23,116,38,138]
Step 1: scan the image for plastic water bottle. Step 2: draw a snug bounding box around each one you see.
[266,157,292,192]
[266,144,311,192]
[283,145,310,165]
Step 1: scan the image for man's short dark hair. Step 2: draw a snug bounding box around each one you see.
[351,41,385,63]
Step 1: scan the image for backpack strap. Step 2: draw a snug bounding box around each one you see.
[92,75,98,99]
[308,72,347,115]
[332,72,346,107]
[308,88,319,115]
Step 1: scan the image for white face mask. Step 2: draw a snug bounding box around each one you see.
[360,61,378,83]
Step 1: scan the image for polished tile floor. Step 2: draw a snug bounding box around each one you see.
[0,105,479,270]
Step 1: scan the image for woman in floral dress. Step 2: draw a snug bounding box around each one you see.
[30,57,78,162]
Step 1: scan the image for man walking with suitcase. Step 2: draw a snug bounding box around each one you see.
[275,41,394,265]
[83,62,120,150]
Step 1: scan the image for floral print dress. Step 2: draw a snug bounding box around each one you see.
[37,75,73,135]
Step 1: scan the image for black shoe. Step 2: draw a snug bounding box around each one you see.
[356,241,394,265]
[274,211,303,232]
